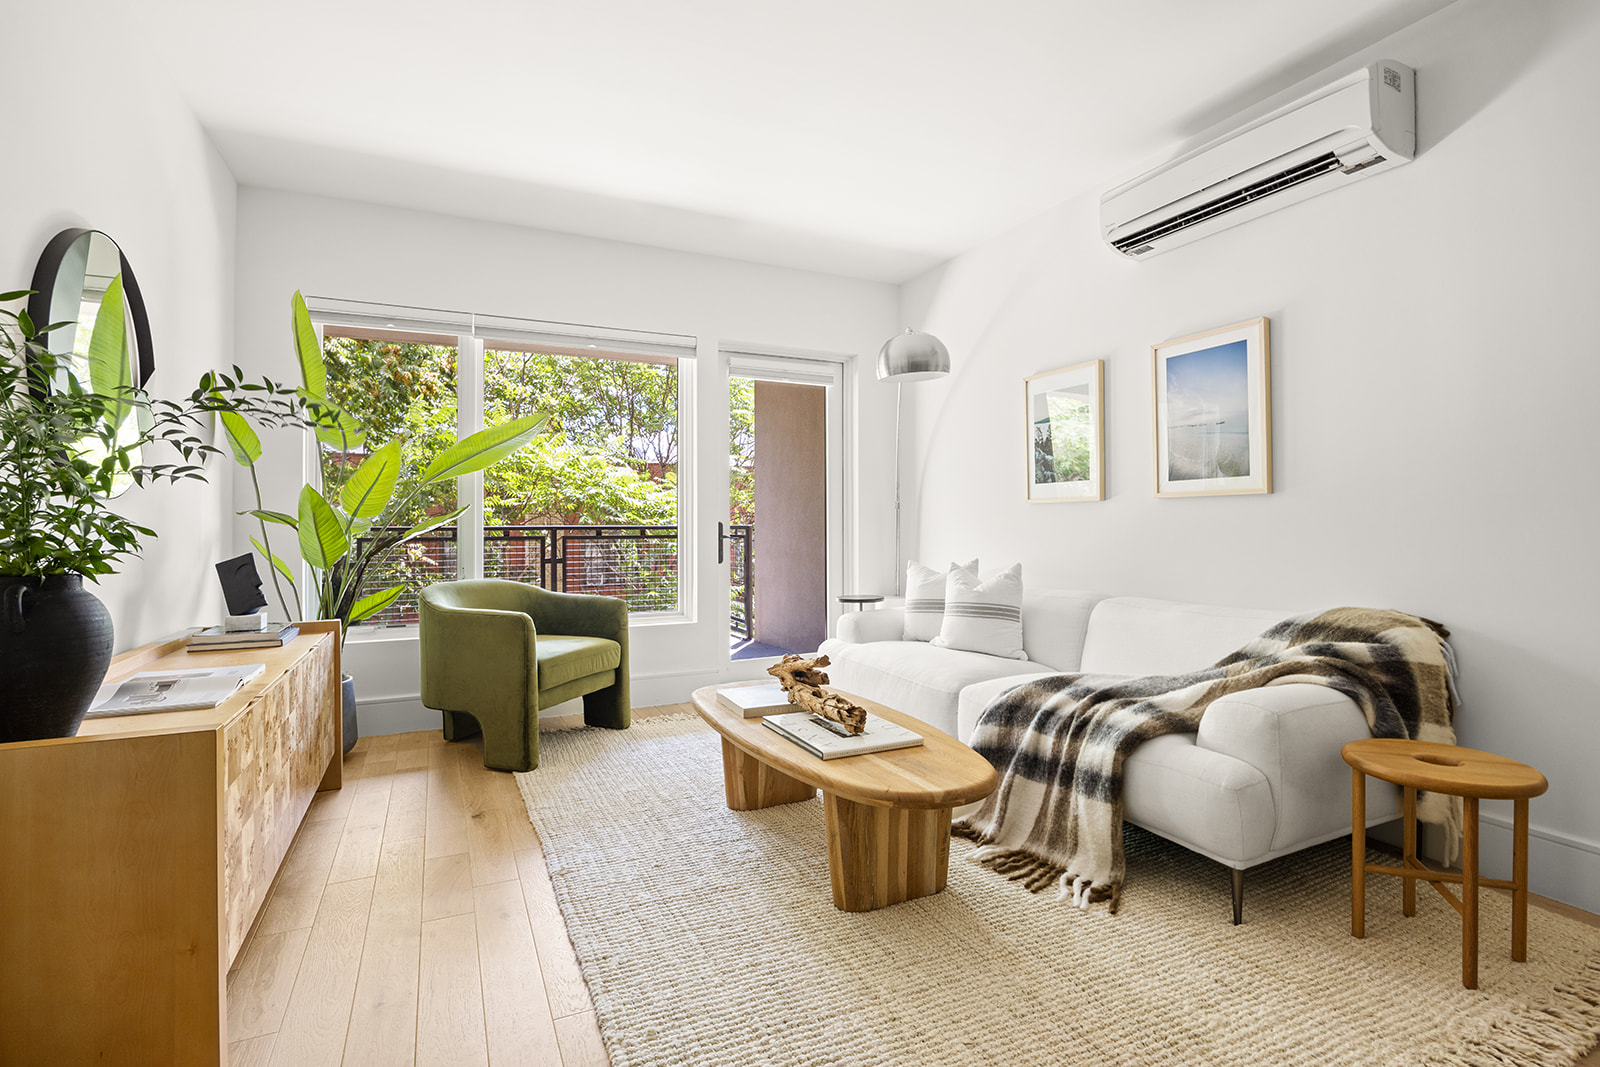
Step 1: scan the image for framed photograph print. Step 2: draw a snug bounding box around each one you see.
[1152,317,1271,498]
[1025,359,1104,502]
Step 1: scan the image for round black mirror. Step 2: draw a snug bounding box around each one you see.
[26,229,155,498]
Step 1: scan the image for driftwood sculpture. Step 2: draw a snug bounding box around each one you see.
[766,654,869,735]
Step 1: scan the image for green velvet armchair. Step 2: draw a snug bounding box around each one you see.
[419,579,630,772]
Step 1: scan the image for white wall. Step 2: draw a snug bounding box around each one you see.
[900,0,1600,910]
[0,7,237,650]
[232,189,900,730]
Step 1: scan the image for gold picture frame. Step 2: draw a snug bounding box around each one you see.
[1152,317,1271,498]
[1025,359,1104,503]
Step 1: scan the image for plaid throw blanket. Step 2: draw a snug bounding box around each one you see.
[953,607,1459,913]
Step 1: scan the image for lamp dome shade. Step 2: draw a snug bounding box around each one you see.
[876,328,950,382]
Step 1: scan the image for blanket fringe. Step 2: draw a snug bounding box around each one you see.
[960,831,1126,907]
[1422,954,1600,1067]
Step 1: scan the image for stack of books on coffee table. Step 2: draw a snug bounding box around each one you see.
[762,712,924,760]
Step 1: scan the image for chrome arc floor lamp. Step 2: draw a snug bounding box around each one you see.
[876,328,951,596]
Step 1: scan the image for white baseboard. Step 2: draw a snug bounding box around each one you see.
[354,696,440,737]
[1479,813,1600,915]
[354,664,771,740]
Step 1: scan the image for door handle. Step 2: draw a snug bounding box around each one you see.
[717,521,728,565]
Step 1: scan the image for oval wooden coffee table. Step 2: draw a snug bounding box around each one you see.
[692,684,997,912]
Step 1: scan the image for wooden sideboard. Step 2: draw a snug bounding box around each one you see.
[0,621,343,1066]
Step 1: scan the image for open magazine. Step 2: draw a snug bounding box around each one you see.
[86,664,266,718]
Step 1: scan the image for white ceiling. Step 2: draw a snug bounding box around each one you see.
[150,0,1456,282]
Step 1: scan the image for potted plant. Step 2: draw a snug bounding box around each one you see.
[211,293,548,748]
[0,291,301,742]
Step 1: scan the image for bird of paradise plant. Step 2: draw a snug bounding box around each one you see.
[214,291,547,637]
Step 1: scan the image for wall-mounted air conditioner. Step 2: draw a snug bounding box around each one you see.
[1101,60,1415,259]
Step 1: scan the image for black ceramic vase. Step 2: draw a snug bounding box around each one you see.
[0,574,115,742]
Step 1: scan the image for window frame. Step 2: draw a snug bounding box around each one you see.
[303,298,696,637]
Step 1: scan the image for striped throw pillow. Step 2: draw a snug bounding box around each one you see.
[902,559,978,641]
[932,563,1026,659]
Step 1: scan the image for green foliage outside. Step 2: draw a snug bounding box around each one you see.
[728,376,754,525]
[316,335,684,618]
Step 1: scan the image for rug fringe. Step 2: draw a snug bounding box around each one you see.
[1422,954,1600,1066]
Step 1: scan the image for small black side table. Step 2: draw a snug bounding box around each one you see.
[837,594,885,611]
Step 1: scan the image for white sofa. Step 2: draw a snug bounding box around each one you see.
[818,591,1402,922]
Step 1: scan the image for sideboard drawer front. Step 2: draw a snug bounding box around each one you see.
[222,635,337,963]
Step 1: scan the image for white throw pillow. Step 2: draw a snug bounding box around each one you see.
[902,558,977,642]
[932,563,1027,659]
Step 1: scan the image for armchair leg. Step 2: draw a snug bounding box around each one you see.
[441,710,480,742]
[1231,868,1245,926]
[582,684,630,731]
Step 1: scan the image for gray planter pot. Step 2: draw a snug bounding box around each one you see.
[341,673,359,755]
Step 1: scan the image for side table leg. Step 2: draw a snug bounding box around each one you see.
[1402,785,1417,917]
[1350,767,1363,934]
[1463,796,1479,989]
[1351,766,1366,938]
[1512,797,1530,963]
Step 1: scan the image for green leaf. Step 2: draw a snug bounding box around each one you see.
[218,410,261,465]
[398,505,468,542]
[249,509,298,527]
[421,414,548,484]
[348,584,405,624]
[305,393,366,451]
[251,537,296,583]
[291,291,327,399]
[87,275,129,395]
[296,485,347,570]
[339,438,402,519]
[0,289,33,302]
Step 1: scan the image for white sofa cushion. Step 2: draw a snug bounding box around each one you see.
[815,637,1049,738]
[1020,590,1107,670]
[933,563,1026,659]
[1079,597,1292,676]
[903,558,976,641]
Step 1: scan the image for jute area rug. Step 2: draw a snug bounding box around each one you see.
[516,715,1600,1067]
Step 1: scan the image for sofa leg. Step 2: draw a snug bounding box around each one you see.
[1231,868,1245,925]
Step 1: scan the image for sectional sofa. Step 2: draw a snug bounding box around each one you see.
[817,590,1401,921]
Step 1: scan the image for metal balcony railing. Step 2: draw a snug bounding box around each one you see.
[349,523,754,634]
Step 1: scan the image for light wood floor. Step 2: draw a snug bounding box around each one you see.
[229,703,1600,1066]
[225,703,689,1067]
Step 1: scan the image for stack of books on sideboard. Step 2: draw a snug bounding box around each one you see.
[187,622,299,652]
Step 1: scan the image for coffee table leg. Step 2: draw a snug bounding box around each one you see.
[824,793,951,912]
[1352,766,1366,938]
[720,738,815,811]
[1463,796,1479,990]
[1513,797,1530,963]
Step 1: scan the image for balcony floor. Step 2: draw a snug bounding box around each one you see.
[729,636,799,661]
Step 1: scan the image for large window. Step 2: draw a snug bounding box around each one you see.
[320,328,459,625]
[316,314,686,627]
[480,343,679,612]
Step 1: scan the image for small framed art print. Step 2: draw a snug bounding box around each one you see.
[1152,317,1271,498]
[1025,359,1104,502]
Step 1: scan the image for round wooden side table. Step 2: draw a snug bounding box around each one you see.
[837,594,884,611]
[1342,738,1548,989]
